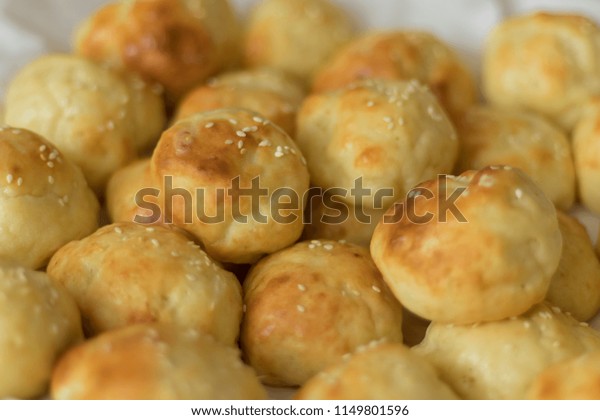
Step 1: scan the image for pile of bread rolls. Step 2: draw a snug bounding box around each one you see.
[2,0,600,400]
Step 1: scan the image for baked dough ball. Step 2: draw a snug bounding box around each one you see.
[456,106,575,210]
[4,54,166,193]
[302,191,386,248]
[175,68,305,135]
[527,351,600,399]
[47,223,242,345]
[241,240,404,386]
[483,12,600,131]
[105,158,162,224]
[296,79,458,210]
[415,303,600,399]
[573,98,600,215]
[244,0,354,83]
[371,166,562,324]
[151,108,310,264]
[75,0,239,101]
[546,212,600,321]
[295,342,457,400]
[312,31,477,120]
[51,324,266,400]
[0,260,83,398]
[0,127,99,269]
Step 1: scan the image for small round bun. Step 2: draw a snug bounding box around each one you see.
[295,342,457,400]
[456,106,575,210]
[527,351,600,399]
[0,127,99,268]
[573,98,600,215]
[312,31,477,120]
[371,166,562,324]
[51,324,266,400]
[483,12,600,130]
[151,108,310,264]
[0,260,83,398]
[547,212,600,321]
[241,240,403,386]
[302,191,385,248]
[4,54,165,193]
[74,0,239,101]
[296,79,458,210]
[244,0,354,82]
[47,223,242,345]
[415,303,600,399]
[175,68,305,135]
[105,158,161,224]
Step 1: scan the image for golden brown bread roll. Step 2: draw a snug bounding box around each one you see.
[456,105,575,210]
[47,223,242,345]
[526,351,600,399]
[0,260,83,398]
[0,127,99,269]
[4,54,165,193]
[295,342,458,400]
[296,78,458,210]
[241,240,403,386]
[51,324,266,400]
[371,166,562,324]
[546,212,600,321]
[415,303,600,399]
[244,0,355,83]
[150,108,310,264]
[312,31,477,120]
[175,68,305,135]
[75,0,240,101]
[573,97,600,215]
[483,12,600,131]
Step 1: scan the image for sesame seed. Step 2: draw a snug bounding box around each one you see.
[366,101,374,107]
[297,284,307,292]
[40,153,47,161]
[372,285,381,293]
[383,116,393,123]
[240,148,247,155]
[205,122,215,128]
[224,139,234,145]
[228,118,238,125]
[48,150,58,160]
[237,140,244,149]
[296,304,305,313]
[16,177,23,187]
[252,116,264,123]
[310,239,321,245]
[352,290,361,297]
[106,120,115,130]
[58,198,65,206]
[398,117,404,125]
[146,227,155,232]
[236,130,246,137]
[47,161,55,168]
[39,145,47,152]
[114,227,123,234]
[323,244,334,251]
[427,105,443,121]
[308,243,316,249]
[6,174,13,184]
[242,126,258,133]
[523,321,531,329]
[151,239,159,247]
[48,175,55,184]
[258,139,271,147]
[515,188,523,199]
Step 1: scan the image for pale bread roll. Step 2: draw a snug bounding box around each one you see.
[0,260,83,398]
[241,240,403,386]
[47,223,242,345]
[415,303,600,399]
[295,342,458,400]
[371,166,562,324]
[51,324,266,400]
[573,97,600,215]
[0,127,99,269]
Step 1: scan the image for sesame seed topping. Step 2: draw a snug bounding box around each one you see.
[48,175,54,184]
[114,227,123,234]
[39,145,47,152]
[308,244,316,249]
[16,177,22,187]
[47,161,55,168]
[237,140,244,149]
[352,290,361,297]
[383,116,393,123]
[205,122,215,128]
[297,284,307,292]
[146,227,155,232]
[296,304,305,313]
[274,146,284,158]
[398,117,404,125]
[367,101,374,107]
[151,239,159,247]
[236,130,246,137]
[372,285,381,293]
[515,188,523,199]
[224,139,234,145]
[252,116,264,123]
[323,244,334,251]
[258,139,271,147]
[240,148,247,155]
[427,105,443,121]
[106,120,115,130]
[228,118,238,125]
[242,126,258,133]
[478,174,494,187]
[6,174,13,184]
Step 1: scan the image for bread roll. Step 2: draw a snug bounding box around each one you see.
[371,166,562,324]
[0,260,83,398]
[244,0,354,82]
[296,79,458,210]
[151,108,310,264]
[75,0,239,101]
[47,223,242,345]
[312,31,477,120]
[51,324,266,400]
[4,54,165,193]
[573,98,600,215]
[547,212,600,321]
[483,12,600,130]
[175,68,305,135]
[527,351,600,399]
[295,342,457,400]
[415,303,600,399]
[0,127,99,269]
[456,105,575,210]
[241,240,403,386]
